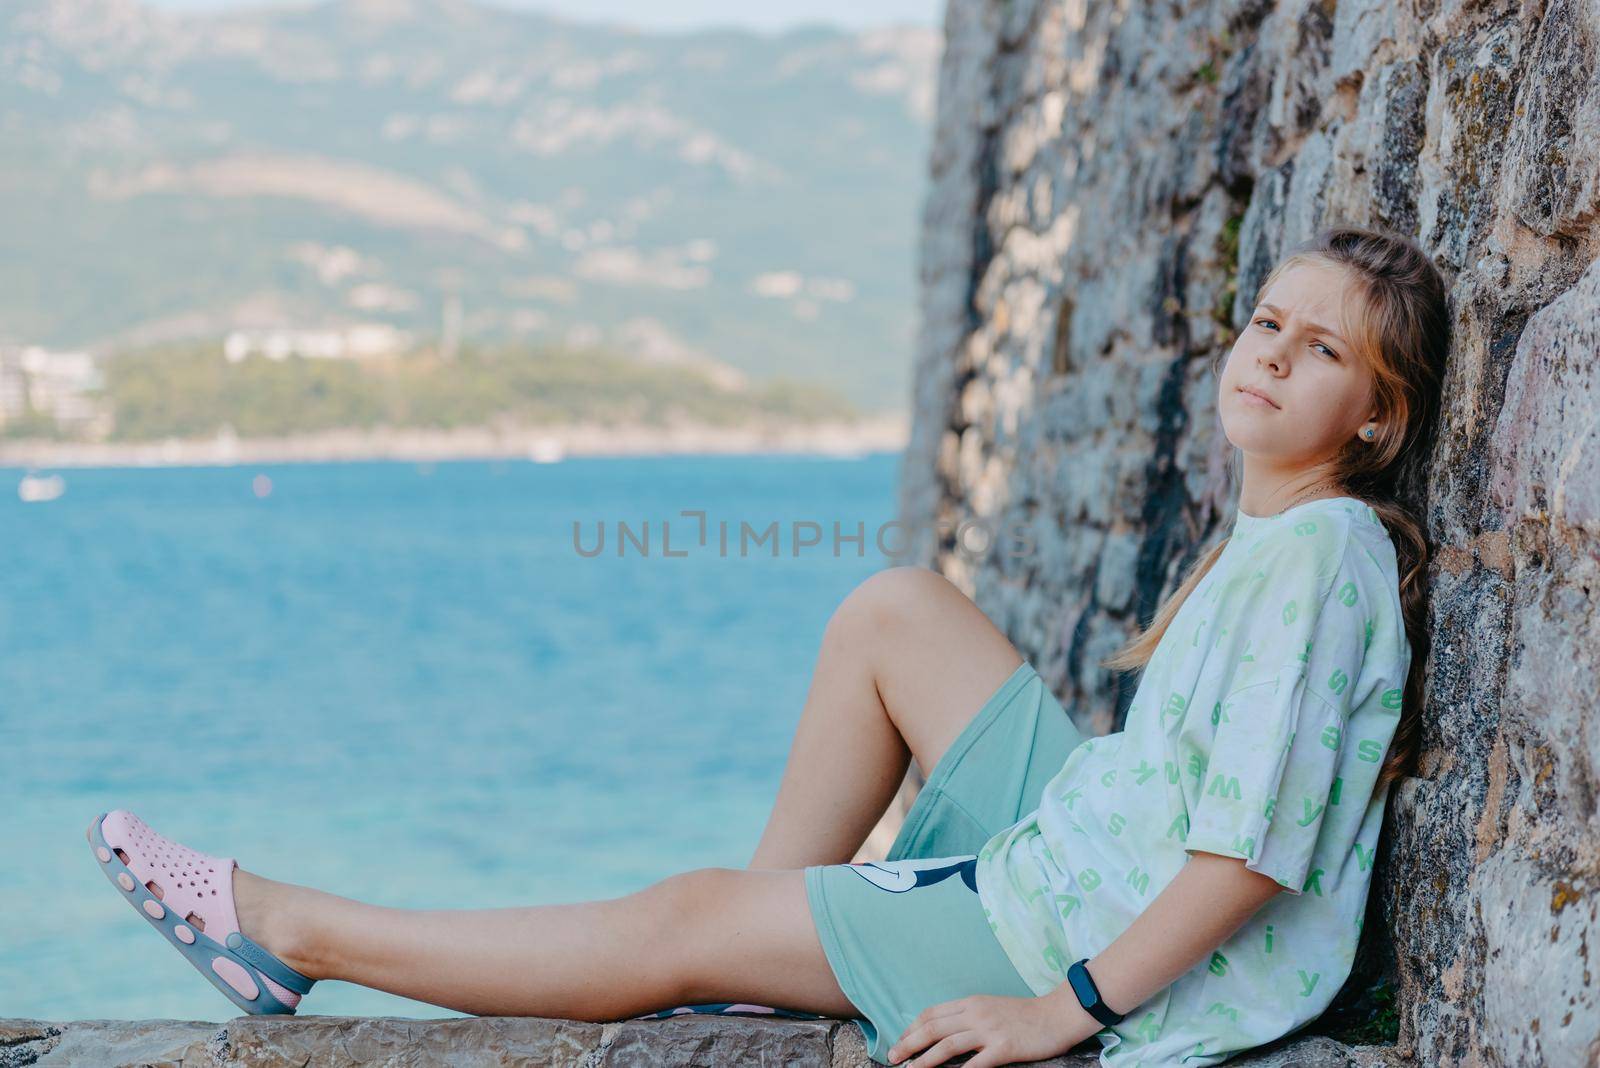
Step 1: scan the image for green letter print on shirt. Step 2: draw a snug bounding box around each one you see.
[1297,796,1325,827]
[1206,773,1242,801]
[1044,945,1067,974]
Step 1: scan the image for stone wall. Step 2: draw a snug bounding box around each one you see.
[893,0,1600,1063]
[0,1015,1409,1066]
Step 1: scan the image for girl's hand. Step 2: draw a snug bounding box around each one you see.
[884,993,1092,1067]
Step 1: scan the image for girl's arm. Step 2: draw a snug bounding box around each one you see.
[1042,851,1285,1042]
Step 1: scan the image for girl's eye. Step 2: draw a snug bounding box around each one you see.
[1254,319,1339,360]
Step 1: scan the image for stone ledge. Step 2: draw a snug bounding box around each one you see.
[1,1016,1405,1067]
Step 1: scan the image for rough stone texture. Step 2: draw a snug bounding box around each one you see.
[894,0,1600,1065]
[0,1016,1411,1067]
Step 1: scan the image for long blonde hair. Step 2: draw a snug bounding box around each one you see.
[1101,225,1451,791]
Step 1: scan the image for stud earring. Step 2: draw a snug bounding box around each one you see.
[1363,427,1375,440]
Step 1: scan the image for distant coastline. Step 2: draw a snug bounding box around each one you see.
[0,412,910,469]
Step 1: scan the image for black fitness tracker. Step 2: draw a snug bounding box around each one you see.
[1067,957,1126,1026]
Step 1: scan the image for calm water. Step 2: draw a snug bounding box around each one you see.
[0,453,900,1021]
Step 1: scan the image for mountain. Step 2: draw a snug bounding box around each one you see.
[0,0,939,411]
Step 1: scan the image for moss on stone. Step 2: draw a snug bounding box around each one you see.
[1212,211,1245,342]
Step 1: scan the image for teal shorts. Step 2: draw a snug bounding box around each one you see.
[803,660,1089,1064]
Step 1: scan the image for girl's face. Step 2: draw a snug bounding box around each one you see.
[1219,260,1378,469]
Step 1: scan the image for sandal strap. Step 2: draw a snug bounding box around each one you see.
[225,931,317,995]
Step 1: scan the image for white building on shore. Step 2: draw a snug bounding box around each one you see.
[223,324,410,363]
[0,345,107,434]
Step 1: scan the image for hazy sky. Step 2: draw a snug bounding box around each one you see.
[137,0,943,33]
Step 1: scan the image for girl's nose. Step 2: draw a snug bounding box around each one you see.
[1259,341,1291,371]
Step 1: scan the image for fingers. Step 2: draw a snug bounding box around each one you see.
[905,1030,983,1067]
[889,998,970,1062]
[961,1053,1005,1068]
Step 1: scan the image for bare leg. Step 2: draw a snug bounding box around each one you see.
[180,865,861,1021]
[748,566,1026,871]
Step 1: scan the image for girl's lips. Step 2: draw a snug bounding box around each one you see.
[1238,387,1279,409]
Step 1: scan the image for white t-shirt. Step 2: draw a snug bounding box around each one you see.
[974,496,1410,1066]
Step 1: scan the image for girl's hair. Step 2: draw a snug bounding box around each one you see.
[1100,224,1451,791]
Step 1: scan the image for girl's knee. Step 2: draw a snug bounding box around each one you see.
[640,868,709,925]
[642,868,824,1009]
[837,565,954,635]
[637,868,747,1001]
[640,868,757,949]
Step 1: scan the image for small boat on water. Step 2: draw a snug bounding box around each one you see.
[18,472,65,503]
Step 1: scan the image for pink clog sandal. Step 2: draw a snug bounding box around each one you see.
[87,809,316,1015]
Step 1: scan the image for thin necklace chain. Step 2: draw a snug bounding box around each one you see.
[1271,476,1345,517]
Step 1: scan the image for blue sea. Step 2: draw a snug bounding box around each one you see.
[0,452,901,1021]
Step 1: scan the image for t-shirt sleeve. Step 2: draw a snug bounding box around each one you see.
[1182,518,1367,895]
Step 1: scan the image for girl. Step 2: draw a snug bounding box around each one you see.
[85,225,1449,1067]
